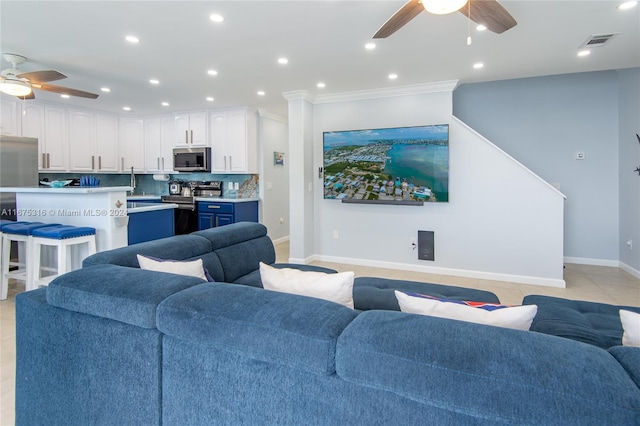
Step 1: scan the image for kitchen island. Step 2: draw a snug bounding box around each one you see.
[127,202,178,245]
[0,186,133,251]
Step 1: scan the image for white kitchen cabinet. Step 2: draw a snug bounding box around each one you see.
[21,102,45,168]
[68,109,96,171]
[144,115,175,172]
[210,108,258,174]
[94,114,119,172]
[120,117,145,172]
[42,105,68,171]
[1,96,21,136]
[175,111,208,146]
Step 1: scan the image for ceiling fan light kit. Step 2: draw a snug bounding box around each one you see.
[422,0,468,15]
[0,79,32,97]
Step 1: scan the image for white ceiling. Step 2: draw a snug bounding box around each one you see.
[1,1,638,117]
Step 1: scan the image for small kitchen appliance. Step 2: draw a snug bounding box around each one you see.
[168,179,183,195]
[194,181,223,198]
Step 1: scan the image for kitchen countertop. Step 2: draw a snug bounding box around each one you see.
[127,195,162,201]
[0,186,133,194]
[195,197,260,203]
[127,202,178,213]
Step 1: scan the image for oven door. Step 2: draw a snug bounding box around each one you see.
[173,204,199,235]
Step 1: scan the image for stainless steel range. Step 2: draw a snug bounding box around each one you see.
[161,181,223,235]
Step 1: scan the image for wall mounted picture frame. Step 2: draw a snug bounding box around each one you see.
[274,151,285,166]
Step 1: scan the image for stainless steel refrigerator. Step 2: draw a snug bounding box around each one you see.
[0,135,39,221]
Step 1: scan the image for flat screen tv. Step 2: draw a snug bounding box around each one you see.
[323,124,449,204]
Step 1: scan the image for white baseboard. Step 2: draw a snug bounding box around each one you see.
[312,255,566,288]
[620,262,640,279]
[563,256,620,267]
[271,235,290,245]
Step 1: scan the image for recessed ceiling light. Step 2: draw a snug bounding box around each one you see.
[388,73,398,80]
[123,106,131,111]
[206,97,214,102]
[60,94,70,98]
[473,62,484,69]
[207,69,218,76]
[365,42,376,50]
[257,90,266,96]
[476,24,487,31]
[277,57,288,65]
[100,87,111,92]
[209,14,224,22]
[125,35,139,43]
[577,50,591,57]
[161,102,169,106]
[317,82,326,88]
[149,79,160,85]
[619,1,637,10]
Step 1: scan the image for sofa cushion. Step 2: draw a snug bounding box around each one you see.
[47,264,205,329]
[233,263,338,288]
[337,310,640,425]
[395,291,537,330]
[157,283,358,375]
[353,277,500,311]
[609,346,640,389]
[523,294,640,349]
[260,262,354,308]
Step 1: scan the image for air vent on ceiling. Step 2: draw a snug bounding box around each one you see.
[580,33,619,48]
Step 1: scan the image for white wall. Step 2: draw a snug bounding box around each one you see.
[286,82,566,287]
[618,68,640,277]
[259,111,290,242]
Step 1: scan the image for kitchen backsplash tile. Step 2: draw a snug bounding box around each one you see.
[39,173,258,198]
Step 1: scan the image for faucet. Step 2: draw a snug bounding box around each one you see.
[130,166,136,195]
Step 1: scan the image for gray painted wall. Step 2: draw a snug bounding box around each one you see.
[618,68,640,273]
[453,71,622,263]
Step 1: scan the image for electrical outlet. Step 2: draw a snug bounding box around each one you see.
[279,217,284,224]
[234,182,239,190]
[628,240,633,250]
[332,230,339,240]
[410,237,417,250]
[576,152,585,160]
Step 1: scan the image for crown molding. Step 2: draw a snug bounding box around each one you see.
[282,90,314,103]
[313,80,459,105]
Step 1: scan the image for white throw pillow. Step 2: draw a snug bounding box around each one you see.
[137,254,208,281]
[620,309,640,347]
[259,262,354,309]
[394,291,537,331]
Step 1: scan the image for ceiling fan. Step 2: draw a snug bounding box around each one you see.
[373,0,517,39]
[0,53,99,100]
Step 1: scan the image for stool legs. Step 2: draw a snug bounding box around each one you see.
[31,235,97,289]
[1,235,30,300]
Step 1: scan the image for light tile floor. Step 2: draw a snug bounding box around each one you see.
[0,242,638,425]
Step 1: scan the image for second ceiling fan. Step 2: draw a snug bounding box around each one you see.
[373,0,517,39]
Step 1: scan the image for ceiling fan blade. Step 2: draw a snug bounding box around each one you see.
[458,0,517,34]
[17,70,67,83]
[33,83,99,99]
[373,0,425,39]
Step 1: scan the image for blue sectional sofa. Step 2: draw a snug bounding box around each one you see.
[15,223,640,425]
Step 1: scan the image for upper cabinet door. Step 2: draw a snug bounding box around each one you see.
[0,97,21,136]
[210,112,228,172]
[21,103,45,168]
[68,109,96,172]
[95,114,119,172]
[43,106,68,171]
[144,117,162,172]
[175,111,208,146]
[120,118,145,172]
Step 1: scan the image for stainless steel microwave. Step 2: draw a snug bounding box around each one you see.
[173,147,211,172]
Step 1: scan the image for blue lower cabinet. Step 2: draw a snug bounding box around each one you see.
[128,209,175,244]
[197,201,258,230]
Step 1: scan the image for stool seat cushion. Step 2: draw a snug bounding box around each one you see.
[2,222,60,235]
[32,225,96,239]
[0,220,28,230]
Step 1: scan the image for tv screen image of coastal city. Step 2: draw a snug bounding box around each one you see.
[323,124,449,203]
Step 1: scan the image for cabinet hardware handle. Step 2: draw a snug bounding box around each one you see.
[185,130,188,144]
[42,153,46,169]
[157,157,160,170]
[224,155,227,170]
[121,157,124,170]
[229,156,232,170]
[208,205,221,209]
[47,153,50,169]
[190,130,193,144]
[98,156,102,170]
[162,157,165,170]
[92,156,95,169]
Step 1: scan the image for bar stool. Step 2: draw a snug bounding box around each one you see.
[31,225,97,289]
[1,222,60,300]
